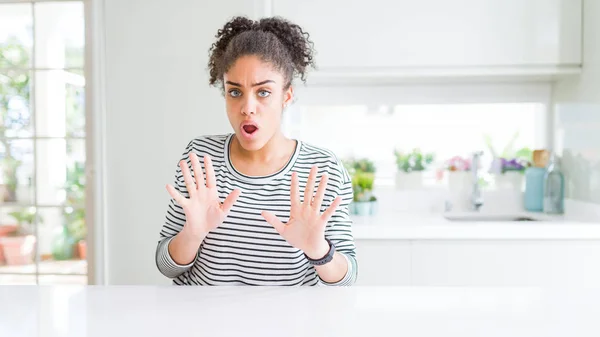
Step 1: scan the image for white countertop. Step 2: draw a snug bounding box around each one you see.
[351,212,600,240]
[2,285,599,337]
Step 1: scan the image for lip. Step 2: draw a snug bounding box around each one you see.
[240,120,259,140]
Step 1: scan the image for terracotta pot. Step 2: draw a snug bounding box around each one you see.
[0,225,18,265]
[77,240,87,260]
[0,235,36,266]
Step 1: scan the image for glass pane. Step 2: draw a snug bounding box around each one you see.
[0,205,38,268]
[39,274,86,285]
[0,4,33,69]
[0,70,33,137]
[34,2,85,69]
[35,70,86,137]
[37,207,86,272]
[36,139,86,206]
[0,274,36,285]
[0,139,34,204]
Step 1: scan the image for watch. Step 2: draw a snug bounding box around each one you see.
[305,238,336,266]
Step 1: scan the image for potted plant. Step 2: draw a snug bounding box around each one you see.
[343,158,378,216]
[492,157,530,191]
[64,162,86,259]
[66,209,86,259]
[0,208,39,265]
[394,148,434,189]
[0,221,18,264]
[441,155,473,211]
[352,171,376,216]
[485,133,532,191]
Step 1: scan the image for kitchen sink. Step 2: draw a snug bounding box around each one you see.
[443,213,539,222]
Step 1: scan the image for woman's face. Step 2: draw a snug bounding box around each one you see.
[224,55,293,152]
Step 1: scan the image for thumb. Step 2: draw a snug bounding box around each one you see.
[261,211,286,235]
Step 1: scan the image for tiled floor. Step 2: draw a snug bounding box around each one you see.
[0,260,87,285]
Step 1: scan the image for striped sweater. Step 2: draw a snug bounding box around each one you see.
[155,134,358,286]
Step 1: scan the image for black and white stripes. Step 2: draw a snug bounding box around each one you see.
[155,134,358,286]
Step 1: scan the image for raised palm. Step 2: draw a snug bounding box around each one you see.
[166,152,241,238]
[262,166,341,258]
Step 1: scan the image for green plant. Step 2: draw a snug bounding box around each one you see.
[352,171,375,202]
[394,148,434,173]
[1,37,31,202]
[484,131,533,163]
[343,157,377,202]
[63,162,86,242]
[352,158,376,174]
[7,207,42,237]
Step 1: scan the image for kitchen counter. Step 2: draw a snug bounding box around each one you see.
[1,285,599,337]
[351,212,600,240]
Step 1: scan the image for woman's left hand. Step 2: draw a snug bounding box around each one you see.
[261,166,342,259]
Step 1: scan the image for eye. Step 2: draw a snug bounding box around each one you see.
[257,90,271,98]
[228,89,242,98]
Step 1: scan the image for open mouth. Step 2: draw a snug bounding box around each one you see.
[242,124,258,135]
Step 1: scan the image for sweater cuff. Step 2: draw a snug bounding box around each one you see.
[156,236,196,278]
[318,253,357,286]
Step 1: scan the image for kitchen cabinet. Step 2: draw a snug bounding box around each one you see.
[411,240,600,287]
[354,240,411,286]
[271,0,582,80]
[355,239,600,287]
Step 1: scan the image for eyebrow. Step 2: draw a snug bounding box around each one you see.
[225,80,275,87]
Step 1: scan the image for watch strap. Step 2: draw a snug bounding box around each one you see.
[305,238,336,266]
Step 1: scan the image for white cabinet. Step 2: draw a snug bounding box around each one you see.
[355,240,411,286]
[411,240,600,287]
[271,0,582,76]
[355,239,600,287]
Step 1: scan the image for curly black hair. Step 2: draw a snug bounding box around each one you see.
[208,16,315,89]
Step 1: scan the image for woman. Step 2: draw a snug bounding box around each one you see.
[155,16,358,286]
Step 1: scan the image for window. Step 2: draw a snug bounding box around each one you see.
[283,102,546,188]
[0,1,86,285]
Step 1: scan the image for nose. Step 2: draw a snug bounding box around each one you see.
[241,95,257,115]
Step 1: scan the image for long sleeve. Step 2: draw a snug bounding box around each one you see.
[318,159,358,286]
[155,140,197,279]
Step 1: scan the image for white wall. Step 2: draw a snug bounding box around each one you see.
[553,0,600,205]
[100,0,254,284]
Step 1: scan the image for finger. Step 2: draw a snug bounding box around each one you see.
[166,184,186,206]
[221,189,241,213]
[312,173,329,211]
[180,159,196,195]
[190,152,205,191]
[303,166,317,206]
[204,155,217,189]
[321,196,342,223]
[290,171,301,209]
[261,211,286,235]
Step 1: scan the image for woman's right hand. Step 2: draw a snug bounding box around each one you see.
[166,152,241,240]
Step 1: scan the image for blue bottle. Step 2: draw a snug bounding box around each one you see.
[524,167,546,212]
[543,154,565,214]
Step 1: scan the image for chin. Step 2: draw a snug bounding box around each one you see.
[235,132,268,151]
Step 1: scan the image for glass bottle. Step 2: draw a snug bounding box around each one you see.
[543,153,565,214]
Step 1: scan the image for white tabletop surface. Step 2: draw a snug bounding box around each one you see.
[1,285,599,337]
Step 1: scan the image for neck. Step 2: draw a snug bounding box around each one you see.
[232,130,292,163]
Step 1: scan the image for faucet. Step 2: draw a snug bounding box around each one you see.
[471,151,484,211]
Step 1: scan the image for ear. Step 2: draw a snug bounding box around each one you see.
[282,85,294,108]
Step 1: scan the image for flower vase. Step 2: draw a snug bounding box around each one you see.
[395,171,423,190]
[353,202,371,216]
[495,171,524,191]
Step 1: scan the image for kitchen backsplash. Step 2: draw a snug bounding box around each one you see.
[555,103,600,204]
